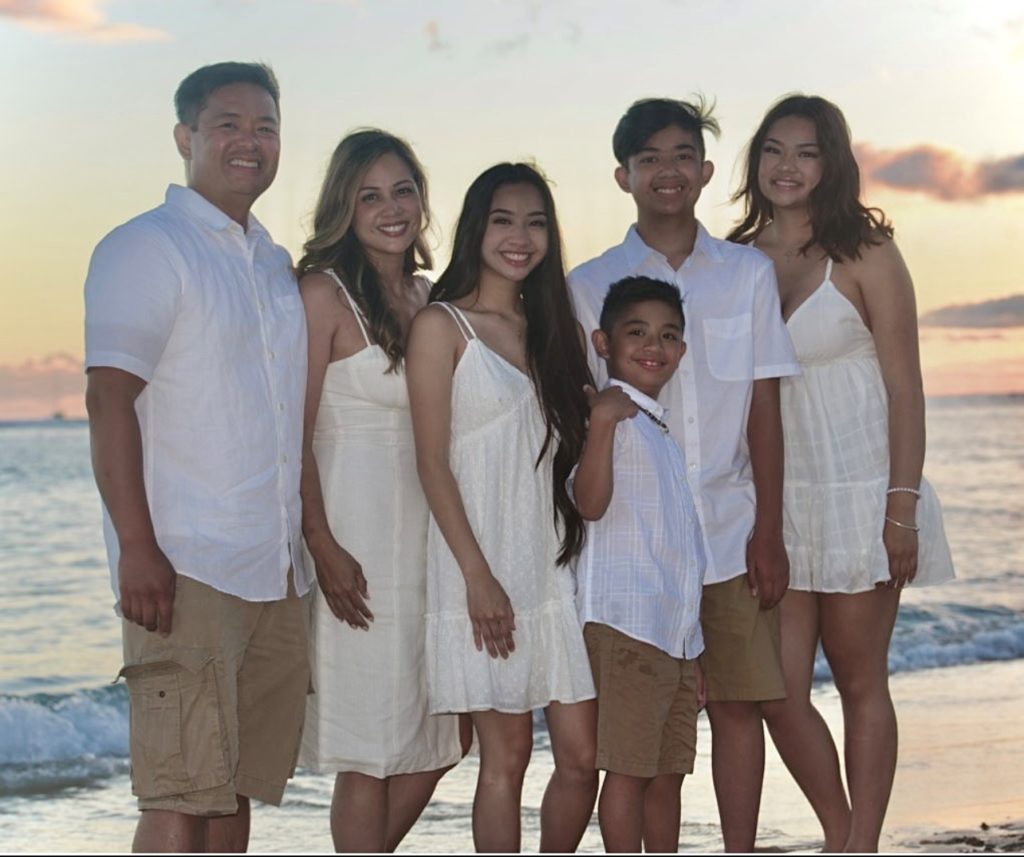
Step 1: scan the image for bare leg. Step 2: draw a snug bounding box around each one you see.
[471,709,534,853]
[598,772,647,852]
[643,772,685,853]
[821,588,900,853]
[206,796,250,852]
[761,591,851,849]
[132,810,207,853]
[383,767,454,852]
[331,772,388,852]
[540,700,598,852]
[705,700,764,852]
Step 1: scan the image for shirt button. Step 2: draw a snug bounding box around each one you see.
[282,455,289,464]
[278,403,285,412]
[258,301,266,311]
[687,416,695,424]
[689,463,697,470]
[268,351,276,360]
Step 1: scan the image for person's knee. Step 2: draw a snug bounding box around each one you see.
[479,731,533,783]
[707,700,762,730]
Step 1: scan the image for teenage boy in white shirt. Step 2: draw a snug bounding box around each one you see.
[573,276,706,853]
[85,62,310,852]
[569,98,800,852]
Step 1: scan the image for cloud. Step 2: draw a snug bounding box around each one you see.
[0,0,169,42]
[0,353,85,421]
[919,295,1024,328]
[855,143,1024,201]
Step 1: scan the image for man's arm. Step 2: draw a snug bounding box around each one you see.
[745,377,789,609]
[86,367,176,635]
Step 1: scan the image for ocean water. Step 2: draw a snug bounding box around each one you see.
[1,396,1022,852]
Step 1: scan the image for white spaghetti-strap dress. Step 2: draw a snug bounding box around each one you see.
[300,272,461,776]
[424,303,595,714]
[781,259,955,593]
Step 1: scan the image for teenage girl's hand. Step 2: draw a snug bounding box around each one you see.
[584,384,639,425]
[465,569,516,659]
[883,520,918,589]
[694,659,707,711]
[308,533,373,629]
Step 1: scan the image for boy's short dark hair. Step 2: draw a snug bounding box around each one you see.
[612,96,720,164]
[600,276,685,333]
[174,61,280,129]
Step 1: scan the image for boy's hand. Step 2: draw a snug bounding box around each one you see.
[695,659,707,710]
[584,385,639,425]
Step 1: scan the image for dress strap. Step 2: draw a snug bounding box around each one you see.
[824,257,834,283]
[325,269,372,348]
[436,302,476,343]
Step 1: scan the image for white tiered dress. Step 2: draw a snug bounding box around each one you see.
[781,259,955,593]
[299,272,461,776]
[424,303,596,714]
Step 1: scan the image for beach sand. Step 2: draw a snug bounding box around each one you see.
[745,659,1024,853]
[3,659,1022,852]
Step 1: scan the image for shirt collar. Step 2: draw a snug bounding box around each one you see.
[165,184,269,242]
[606,378,667,421]
[622,220,723,271]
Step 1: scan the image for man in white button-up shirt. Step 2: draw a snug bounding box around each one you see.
[569,98,800,852]
[84,62,309,852]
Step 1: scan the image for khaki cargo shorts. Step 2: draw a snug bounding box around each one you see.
[119,572,309,816]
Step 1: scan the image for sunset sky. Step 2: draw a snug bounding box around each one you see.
[2,0,1022,419]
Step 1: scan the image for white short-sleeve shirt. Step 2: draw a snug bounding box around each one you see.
[573,380,706,659]
[569,223,800,585]
[84,184,310,603]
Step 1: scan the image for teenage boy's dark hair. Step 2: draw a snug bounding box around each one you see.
[612,96,721,164]
[174,62,280,129]
[600,277,685,333]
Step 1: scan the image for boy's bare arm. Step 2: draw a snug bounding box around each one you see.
[573,386,638,521]
[745,377,789,609]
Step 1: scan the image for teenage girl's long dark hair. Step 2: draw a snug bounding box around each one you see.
[431,163,592,565]
[727,94,893,260]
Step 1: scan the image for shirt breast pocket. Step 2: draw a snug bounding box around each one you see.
[702,313,753,382]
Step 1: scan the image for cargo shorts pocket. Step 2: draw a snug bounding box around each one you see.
[119,652,231,800]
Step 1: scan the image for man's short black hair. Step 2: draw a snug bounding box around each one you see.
[599,276,685,333]
[612,96,720,164]
[174,61,279,129]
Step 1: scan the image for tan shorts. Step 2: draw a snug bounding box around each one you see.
[584,623,698,778]
[119,572,309,816]
[700,574,785,703]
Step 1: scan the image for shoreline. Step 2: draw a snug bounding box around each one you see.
[2,659,1022,852]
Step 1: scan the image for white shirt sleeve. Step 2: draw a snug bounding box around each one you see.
[750,255,801,380]
[84,222,183,383]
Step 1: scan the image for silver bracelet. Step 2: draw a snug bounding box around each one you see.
[885,515,919,532]
[886,486,921,498]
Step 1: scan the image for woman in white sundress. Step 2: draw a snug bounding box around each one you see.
[728,95,954,853]
[296,129,466,853]
[406,163,597,853]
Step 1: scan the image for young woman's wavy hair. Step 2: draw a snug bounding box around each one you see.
[296,129,433,372]
[431,163,592,565]
[727,94,893,260]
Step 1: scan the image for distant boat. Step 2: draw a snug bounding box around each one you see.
[52,411,65,421]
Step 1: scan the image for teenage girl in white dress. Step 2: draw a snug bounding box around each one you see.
[296,129,467,852]
[728,95,954,852]
[406,163,597,853]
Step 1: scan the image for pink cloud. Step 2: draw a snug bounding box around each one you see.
[0,353,85,421]
[855,143,1024,201]
[0,0,169,42]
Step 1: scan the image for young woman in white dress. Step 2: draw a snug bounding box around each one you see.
[406,163,598,853]
[728,96,954,852]
[296,129,467,852]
